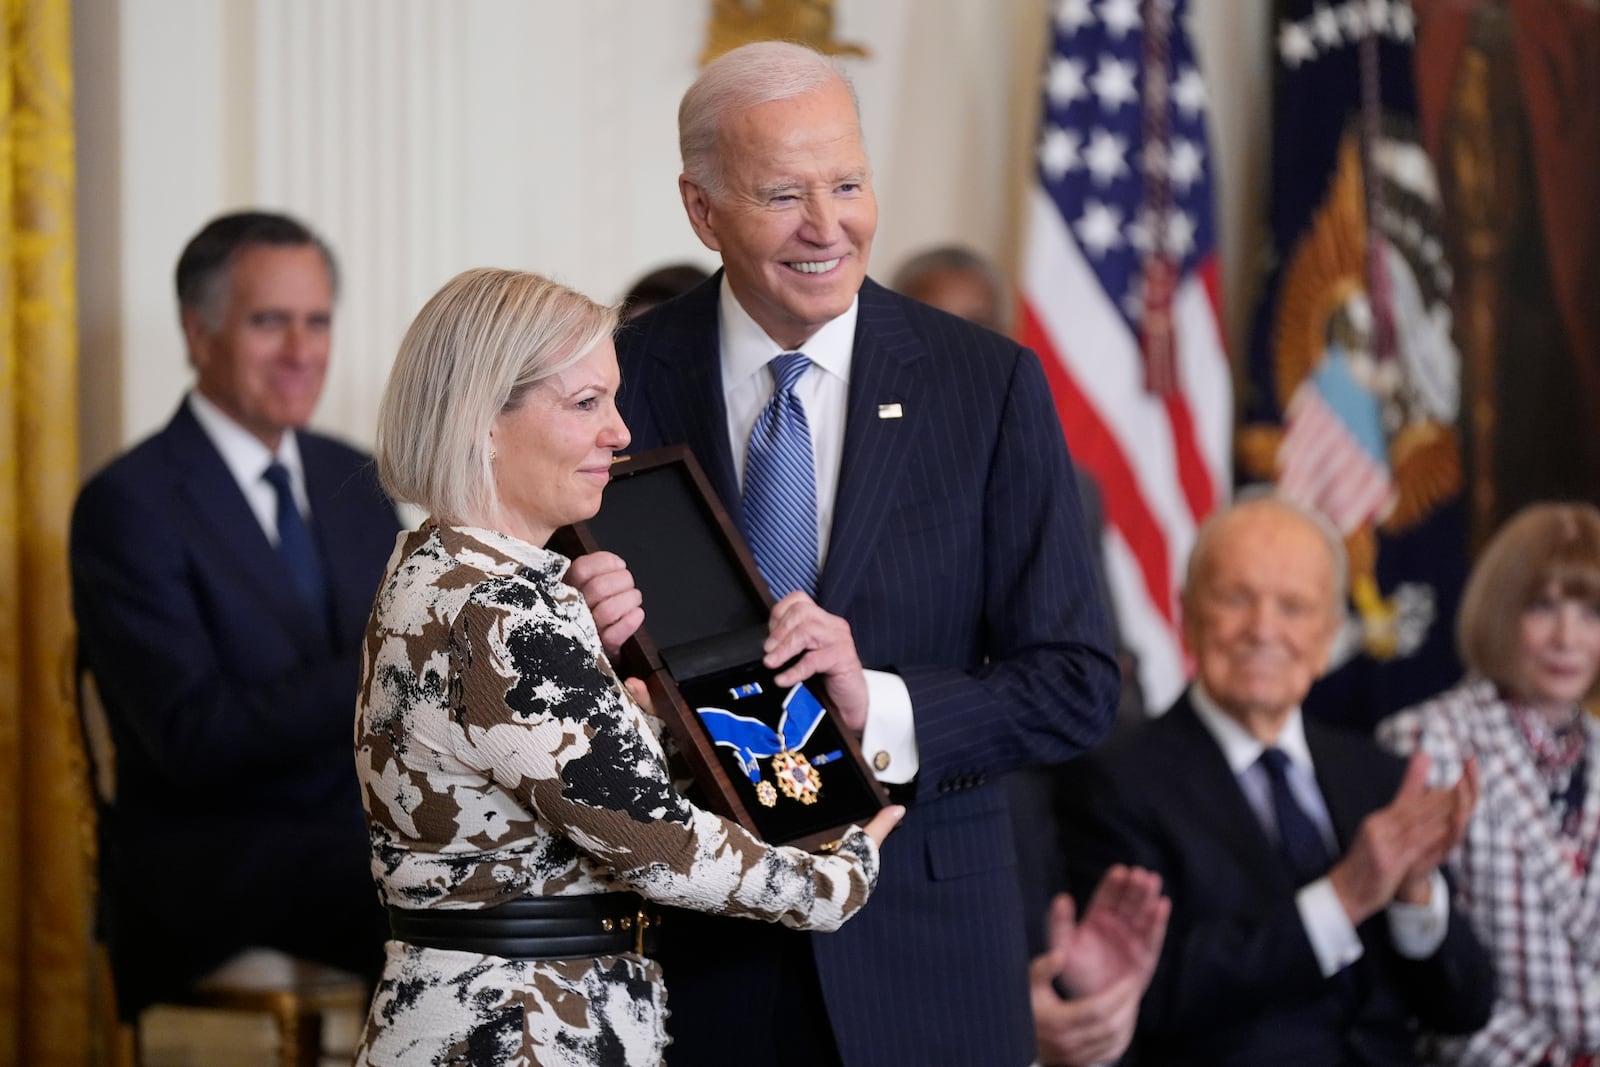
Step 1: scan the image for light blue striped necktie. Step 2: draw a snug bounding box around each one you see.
[743,352,818,599]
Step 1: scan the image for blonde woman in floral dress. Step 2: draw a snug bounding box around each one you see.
[354,268,901,1066]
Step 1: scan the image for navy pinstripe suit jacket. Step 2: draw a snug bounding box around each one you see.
[614,275,1120,1066]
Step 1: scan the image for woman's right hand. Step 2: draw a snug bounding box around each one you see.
[861,804,906,848]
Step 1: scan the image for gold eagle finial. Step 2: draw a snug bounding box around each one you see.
[702,0,870,65]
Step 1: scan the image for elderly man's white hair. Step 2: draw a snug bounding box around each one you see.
[678,40,863,200]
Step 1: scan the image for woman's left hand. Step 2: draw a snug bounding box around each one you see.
[623,677,654,717]
[763,592,869,731]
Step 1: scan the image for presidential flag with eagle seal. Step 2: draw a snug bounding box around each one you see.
[1238,0,1469,728]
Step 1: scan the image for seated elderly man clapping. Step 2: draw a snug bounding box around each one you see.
[1046,494,1494,1066]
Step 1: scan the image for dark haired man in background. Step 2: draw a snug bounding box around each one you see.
[71,211,400,1017]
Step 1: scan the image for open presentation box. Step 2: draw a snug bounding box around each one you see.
[552,445,885,851]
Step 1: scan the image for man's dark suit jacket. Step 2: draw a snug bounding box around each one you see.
[614,275,1120,1066]
[70,401,401,1017]
[1053,692,1495,1067]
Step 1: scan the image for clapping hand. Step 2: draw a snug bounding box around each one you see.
[1329,752,1480,919]
[1032,865,1169,1066]
[1400,755,1477,900]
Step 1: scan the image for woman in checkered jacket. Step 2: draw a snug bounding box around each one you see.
[1379,503,1600,1067]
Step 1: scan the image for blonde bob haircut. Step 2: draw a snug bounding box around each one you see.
[376,267,618,528]
[1458,501,1600,700]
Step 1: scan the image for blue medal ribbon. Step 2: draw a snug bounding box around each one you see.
[696,684,829,784]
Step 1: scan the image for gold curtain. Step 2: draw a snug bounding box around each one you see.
[0,0,85,1064]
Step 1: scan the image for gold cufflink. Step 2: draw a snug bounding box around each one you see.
[873,750,890,771]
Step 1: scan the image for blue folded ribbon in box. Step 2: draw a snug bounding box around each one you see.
[695,683,843,807]
[552,445,887,847]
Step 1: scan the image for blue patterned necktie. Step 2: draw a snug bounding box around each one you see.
[743,352,819,599]
[262,461,329,623]
[1259,747,1334,887]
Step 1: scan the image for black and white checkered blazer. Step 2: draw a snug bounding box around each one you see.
[1381,678,1600,1066]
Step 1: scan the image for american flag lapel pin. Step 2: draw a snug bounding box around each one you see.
[877,403,903,419]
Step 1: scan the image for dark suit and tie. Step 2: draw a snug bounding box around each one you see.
[69,213,401,1017]
[1049,499,1494,1067]
[568,46,1118,1065]
[611,271,1118,1065]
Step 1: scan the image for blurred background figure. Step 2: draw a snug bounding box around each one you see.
[620,261,711,322]
[69,211,400,1020]
[891,244,1012,335]
[1380,502,1600,1067]
[1055,494,1493,1066]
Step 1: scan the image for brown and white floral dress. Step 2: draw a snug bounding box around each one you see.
[353,523,878,1066]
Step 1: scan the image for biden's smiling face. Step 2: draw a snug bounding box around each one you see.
[681,76,877,351]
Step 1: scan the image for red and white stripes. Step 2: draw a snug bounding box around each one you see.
[1279,385,1395,535]
[1020,185,1231,711]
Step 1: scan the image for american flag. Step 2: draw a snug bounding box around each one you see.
[1278,348,1397,534]
[1020,0,1231,711]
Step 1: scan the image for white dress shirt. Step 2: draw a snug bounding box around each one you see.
[188,390,312,546]
[1190,684,1448,976]
[717,279,918,783]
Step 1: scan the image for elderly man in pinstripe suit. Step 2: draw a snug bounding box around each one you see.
[569,40,1125,1067]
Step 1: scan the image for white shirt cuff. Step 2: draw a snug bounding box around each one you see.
[859,669,919,784]
[1297,877,1363,977]
[1386,868,1449,959]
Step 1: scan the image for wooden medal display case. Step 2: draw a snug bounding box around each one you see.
[552,445,886,850]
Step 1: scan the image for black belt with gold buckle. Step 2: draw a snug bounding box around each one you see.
[388,893,660,960]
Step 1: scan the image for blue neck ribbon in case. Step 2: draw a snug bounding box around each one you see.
[696,684,840,806]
